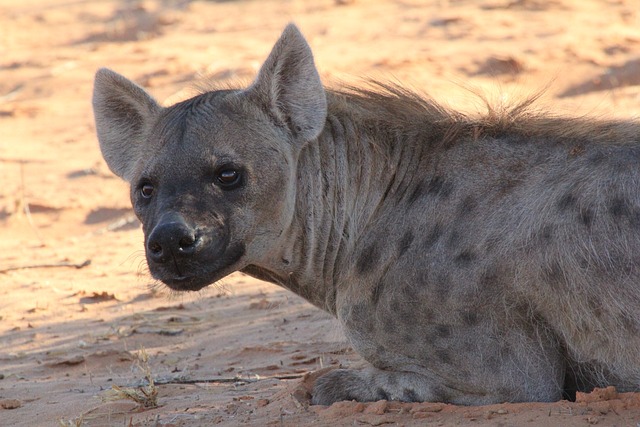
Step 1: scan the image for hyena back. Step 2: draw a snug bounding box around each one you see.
[92,24,640,405]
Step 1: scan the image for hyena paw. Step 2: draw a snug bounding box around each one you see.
[311,367,434,405]
[311,369,367,405]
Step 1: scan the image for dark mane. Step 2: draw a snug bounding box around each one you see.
[327,81,640,148]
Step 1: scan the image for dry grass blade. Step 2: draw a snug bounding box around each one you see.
[102,347,158,409]
[107,384,158,408]
[58,415,84,427]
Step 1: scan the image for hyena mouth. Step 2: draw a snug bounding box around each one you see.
[160,274,210,292]
[151,242,246,292]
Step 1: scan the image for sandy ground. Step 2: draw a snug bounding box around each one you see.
[1,0,640,425]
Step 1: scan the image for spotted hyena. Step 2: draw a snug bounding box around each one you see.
[92,24,640,405]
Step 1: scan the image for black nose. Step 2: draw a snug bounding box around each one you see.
[147,220,200,264]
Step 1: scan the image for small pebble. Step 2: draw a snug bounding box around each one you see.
[0,399,22,409]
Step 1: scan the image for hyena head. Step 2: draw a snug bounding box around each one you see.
[92,24,327,291]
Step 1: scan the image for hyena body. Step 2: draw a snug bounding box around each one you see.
[93,25,640,405]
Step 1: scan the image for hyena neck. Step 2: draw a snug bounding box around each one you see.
[245,101,423,315]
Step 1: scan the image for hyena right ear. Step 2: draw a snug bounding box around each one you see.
[92,68,161,182]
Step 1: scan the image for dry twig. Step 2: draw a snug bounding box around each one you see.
[151,373,305,386]
[0,259,91,274]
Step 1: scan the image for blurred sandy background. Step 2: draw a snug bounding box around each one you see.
[1,1,639,425]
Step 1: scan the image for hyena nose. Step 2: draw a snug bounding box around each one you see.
[147,221,200,264]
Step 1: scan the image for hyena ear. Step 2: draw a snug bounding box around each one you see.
[246,24,327,143]
[92,68,161,182]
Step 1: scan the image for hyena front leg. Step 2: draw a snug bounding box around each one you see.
[317,293,567,405]
[312,358,564,406]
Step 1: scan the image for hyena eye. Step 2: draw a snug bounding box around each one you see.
[140,183,154,198]
[216,168,242,189]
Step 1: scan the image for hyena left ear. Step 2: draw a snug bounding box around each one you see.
[246,24,327,144]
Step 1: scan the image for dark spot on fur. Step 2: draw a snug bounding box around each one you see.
[431,385,451,403]
[376,388,391,401]
[383,318,397,334]
[447,229,462,249]
[578,255,590,269]
[557,192,577,211]
[386,373,399,387]
[402,388,420,403]
[390,295,403,312]
[480,268,502,296]
[371,280,384,305]
[430,272,452,301]
[461,311,479,326]
[497,386,516,400]
[496,178,520,197]
[435,324,452,339]
[398,230,414,257]
[486,354,502,374]
[402,333,415,345]
[424,224,443,248]
[588,151,606,166]
[427,176,454,199]
[609,197,628,217]
[543,261,567,289]
[399,308,417,327]
[587,296,604,319]
[422,308,435,323]
[435,349,452,364]
[484,235,501,253]
[454,249,476,266]
[403,283,418,300]
[619,312,638,332]
[609,197,640,228]
[531,224,554,249]
[541,224,554,241]
[347,302,373,333]
[458,195,477,217]
[407,181,425,206]
[357,243,380,274]
[463,341,475,353]
[580,207,594,228]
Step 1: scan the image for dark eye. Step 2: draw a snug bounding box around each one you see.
[216,168,242,189]
[140,183,154,198]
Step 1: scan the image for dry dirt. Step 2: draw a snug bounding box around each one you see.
[1,0,640,426]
